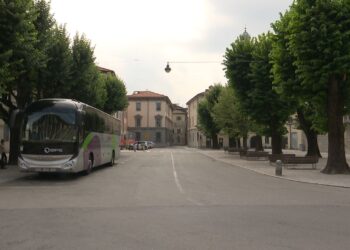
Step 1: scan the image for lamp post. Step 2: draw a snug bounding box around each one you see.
[164,62,171,73]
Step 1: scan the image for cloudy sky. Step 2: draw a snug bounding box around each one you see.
[50,0,292,107]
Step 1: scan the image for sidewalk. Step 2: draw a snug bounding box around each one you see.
[197,149,350,188]
[0,165,28,185]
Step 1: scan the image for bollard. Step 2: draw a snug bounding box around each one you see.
[275,160,282,176]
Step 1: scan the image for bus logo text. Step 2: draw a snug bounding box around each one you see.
[44,147,63,154]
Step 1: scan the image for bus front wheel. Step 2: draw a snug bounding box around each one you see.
[84,159,93,175]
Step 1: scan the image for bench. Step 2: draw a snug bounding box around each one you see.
[268,154,296,165]
[239,150,247,158]
[281,156,319,169]
[243,151,269,160]
[226,147,245,154]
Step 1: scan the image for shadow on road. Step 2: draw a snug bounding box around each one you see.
[0,164,114,187]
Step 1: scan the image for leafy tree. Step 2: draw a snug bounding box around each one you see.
[0,4,14,95]
[197,85,223,148]
[212,86,250,148]
[288,0,350,174]
[0,0,128,164]
[223,32,264,151]
[224,32,291,153]
[89,69,107,110]
[0,0,41,163]
[40,24,73,98]
[0,51,11,95]
[223,33,255,112]
[102,74,128,113]
[68,33,106,107]
[248,33,291,154]
[33,0,57,99]
[0,0,39,112]
[271,10,322,158]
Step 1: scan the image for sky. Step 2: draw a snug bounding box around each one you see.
[50,0,292,107]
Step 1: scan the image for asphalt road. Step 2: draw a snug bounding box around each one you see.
[0,147,349,250]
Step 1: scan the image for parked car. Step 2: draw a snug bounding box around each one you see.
[135,141,149,150]
[146,141,155,148]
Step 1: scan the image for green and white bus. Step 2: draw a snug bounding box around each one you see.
[18,99,121,174]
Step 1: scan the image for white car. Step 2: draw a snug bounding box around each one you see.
[135,141,148,150]
[147,141,155,149]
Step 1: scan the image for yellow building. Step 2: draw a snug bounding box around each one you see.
[173,104,187,146]
[186,92,209,148]
[126,91,174,147]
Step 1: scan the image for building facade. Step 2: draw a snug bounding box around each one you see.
[126,91,174,147]
[172,104,187,146]
[186,92,208,148]
[186,90,303,150]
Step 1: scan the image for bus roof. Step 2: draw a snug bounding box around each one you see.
[31,99,120,121]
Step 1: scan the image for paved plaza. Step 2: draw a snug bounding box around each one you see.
[1,147,350,250]
[1,148,349,188]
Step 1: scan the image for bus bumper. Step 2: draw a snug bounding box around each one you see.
[18,157,78,173]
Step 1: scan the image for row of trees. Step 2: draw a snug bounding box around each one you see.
[198,0,350,174]
[0,0,128,162]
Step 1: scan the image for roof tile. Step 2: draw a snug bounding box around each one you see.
[129,91,166,98]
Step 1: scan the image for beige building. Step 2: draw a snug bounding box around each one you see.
[186,90,305,150]
[186,92,209,148]
[127,91,174,147]
[114,110,128,141]
[173,104,187,146]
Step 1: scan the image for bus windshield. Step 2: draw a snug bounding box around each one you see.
[21,102,77,143]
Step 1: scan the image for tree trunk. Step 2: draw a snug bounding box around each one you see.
[212,134,219,149]
[322,76,350,174]
[296,109,322,158]
[271,130,282,154]
[9,111,23,164]
[305,130,321,157]
[243,135,247,149]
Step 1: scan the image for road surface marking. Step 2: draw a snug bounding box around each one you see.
[171,152,184,194]
[171,152,203,206]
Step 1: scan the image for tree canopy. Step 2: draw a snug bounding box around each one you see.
[103,74,128,113]
[0,0,129,163]
[212,86,250,140]
[286,0,350,173]
[224,32,290,154]
[197,84,223,148]
[271,9,322,157]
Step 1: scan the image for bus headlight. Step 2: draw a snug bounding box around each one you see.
[62,159,76,169]
[18,158,29,169]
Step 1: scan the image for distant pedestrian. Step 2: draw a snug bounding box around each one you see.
[0,139,7,169]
